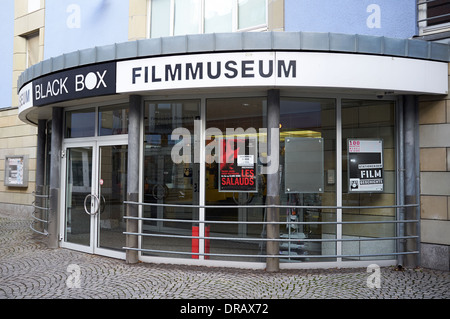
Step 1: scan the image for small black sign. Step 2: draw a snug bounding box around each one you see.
[32,62,116,106]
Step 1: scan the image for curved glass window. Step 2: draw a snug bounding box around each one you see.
[139,96,399,265]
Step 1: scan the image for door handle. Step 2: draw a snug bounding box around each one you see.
[83,194,100,216]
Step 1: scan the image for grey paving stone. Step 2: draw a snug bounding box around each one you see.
[0,212,449,299]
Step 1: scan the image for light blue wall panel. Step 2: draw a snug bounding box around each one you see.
[0,0,14,109]
[44,0,129,59]
[285,0,417,39]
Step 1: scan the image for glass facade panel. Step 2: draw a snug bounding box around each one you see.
[279,98,336,263]
[98,105,129,136]
[65,147,93,246]
[98,145,128,252]
[142,100,201,258]
[58,95,400,266]
[64,108,96,138]
[205,97,266,262]
[342,99,396,260]
[139,96,399,264]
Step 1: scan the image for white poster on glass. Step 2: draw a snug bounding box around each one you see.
[347,139,383,193]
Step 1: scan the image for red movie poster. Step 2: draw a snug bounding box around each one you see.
[218,137,257,192]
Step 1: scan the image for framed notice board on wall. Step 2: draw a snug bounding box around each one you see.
[4,155,29,187]
[347,139,383,193]
[285,137,324,194]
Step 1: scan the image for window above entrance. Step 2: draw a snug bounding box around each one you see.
[64,104,129,138]
[99,104,129,136]
[65,108,95,138]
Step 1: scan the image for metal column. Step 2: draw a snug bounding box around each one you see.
[266,89,280,272]
[48,108,62,249]
[403,95,420,268]
[397,97,405,267]
[34,120,47,234]
[126,95,141,264]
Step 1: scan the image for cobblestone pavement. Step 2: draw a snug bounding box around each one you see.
[1,212,449,300]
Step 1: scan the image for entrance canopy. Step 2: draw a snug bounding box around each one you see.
[17,32,450,125]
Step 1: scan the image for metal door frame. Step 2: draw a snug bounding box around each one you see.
[60,137,127,260]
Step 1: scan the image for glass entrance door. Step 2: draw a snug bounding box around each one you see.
[64,145,94,250]
[62,142,127,258]
[97,144,127,254]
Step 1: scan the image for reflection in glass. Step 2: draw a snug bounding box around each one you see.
[174,0,201,35]
[65,108,95,138]
[206,97,266,262]
[238,0,266,30]
[98,105,129,136]
[98,145,127,251]
[142,100,200,258]
[205,0,232,33]
[137,96,398,264]
[150,0,171,38]
[65,147,93,246]
[279,98,336,263]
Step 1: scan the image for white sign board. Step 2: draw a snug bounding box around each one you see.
[348,139,383,193]
[116,51,448,95]
[4,155,29,187]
